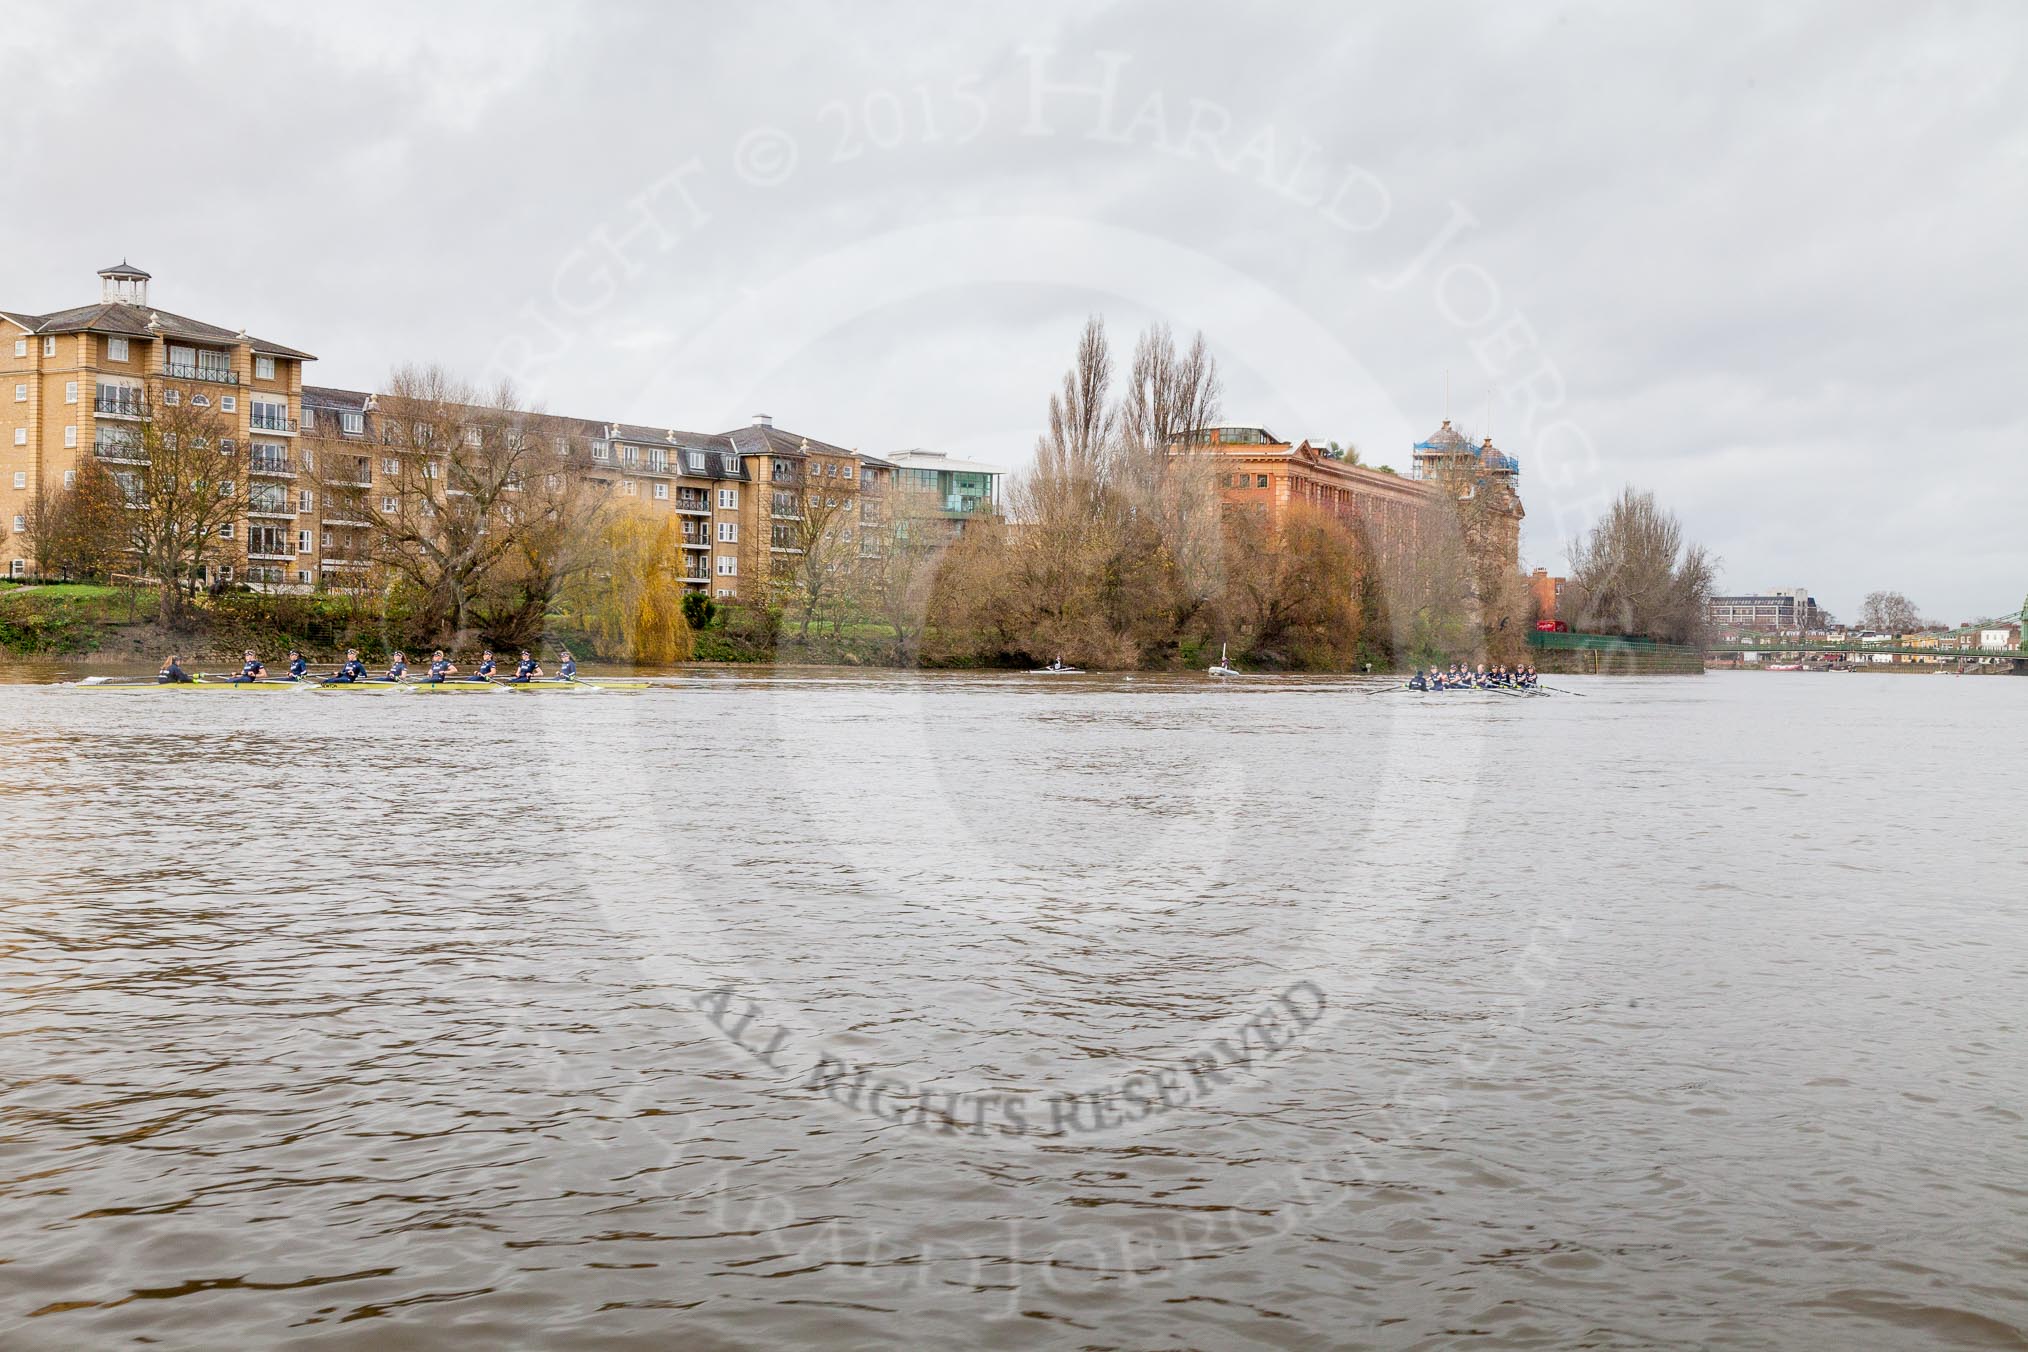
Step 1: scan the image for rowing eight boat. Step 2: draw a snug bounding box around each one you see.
[74,677,648,693]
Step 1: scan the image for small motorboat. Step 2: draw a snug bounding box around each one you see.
[1207,643,1240,678]
[1031,657,1085,674]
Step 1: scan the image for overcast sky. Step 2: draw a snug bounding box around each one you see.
[4,1,2022,621]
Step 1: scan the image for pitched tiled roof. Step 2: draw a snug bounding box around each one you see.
[608,422,735,453]
[721,423,855,459]
[302,384,373,412]
[0,300,313,359]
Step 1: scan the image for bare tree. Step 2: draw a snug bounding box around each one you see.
[1859,590,1924,634]
[24,460,128,581]
[317,365,609,646]
[107,395,250,621]
[855,486,949,664]
[1120,324,1225,639]
[1564,486,1714,645]
[778,478,858,641]
[1036,315,1117,488]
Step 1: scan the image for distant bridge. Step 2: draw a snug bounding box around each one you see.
[1706,639,2027,665]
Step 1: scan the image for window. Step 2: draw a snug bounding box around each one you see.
[163,388,179,406]
[297,569,311,585]
[63,425,76,448]
[341,411,365,436]
[219,566,233,582]
[382,458,399,474]
[64,381,76,404]
[10,472,23,489]
[107,337,129,362]
[11,384,22,402]
[593,444,611,462]
[717,488,738,509]
[248,524,289,557]
[297,530,311,554]
[828,463,838,477]
[219,523,234,539]
[8,558,21,577]
[255,356,276,380]
[43,336,56,357]
[842,464,853,480]
[62,470,75,489]
[382,497,397,512]
[11,429,23,446]
[653,482,668,500]
[1256,474,1269,488]
[10,515,22,534]
[11,339,23,358]
[717,521,738,542]
[463,426,482,448]
[685,450,705,471]
[716,555,737,576]
[251,482,288,513]
[191,393,210,408]
[221,394,237,413]
[250,398,288,432]
[299,490,313,513]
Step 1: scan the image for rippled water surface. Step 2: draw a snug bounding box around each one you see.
[2,669,2024,1350]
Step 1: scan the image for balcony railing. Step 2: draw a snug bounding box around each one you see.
[164,363,238,385]
[674,498,710,514]
[249,454,292,477]
[94,394,148,418]
[323,515,373,528]
[247,550,294,562]
[94,443,150,465]
[249,411,297,434]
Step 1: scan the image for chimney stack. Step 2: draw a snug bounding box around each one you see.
[753,413,772,427]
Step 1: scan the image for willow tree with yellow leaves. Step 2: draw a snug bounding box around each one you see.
[556,511,694,663]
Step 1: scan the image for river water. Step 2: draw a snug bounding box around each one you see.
[0,669,2023,1350]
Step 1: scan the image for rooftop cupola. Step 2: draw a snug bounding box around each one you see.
[98,260,151,306]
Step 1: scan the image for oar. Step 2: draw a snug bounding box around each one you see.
[1537,685,1587,697]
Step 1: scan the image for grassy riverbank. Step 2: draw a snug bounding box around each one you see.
[3,581,1704,676]
[0,583,402,664]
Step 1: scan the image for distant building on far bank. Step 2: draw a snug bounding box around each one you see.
[1707,588,1822,633]
[886,449,1004,535]
[1529,568,1568,624]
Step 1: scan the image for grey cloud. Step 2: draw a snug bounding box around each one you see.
[1,0,2020,619]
